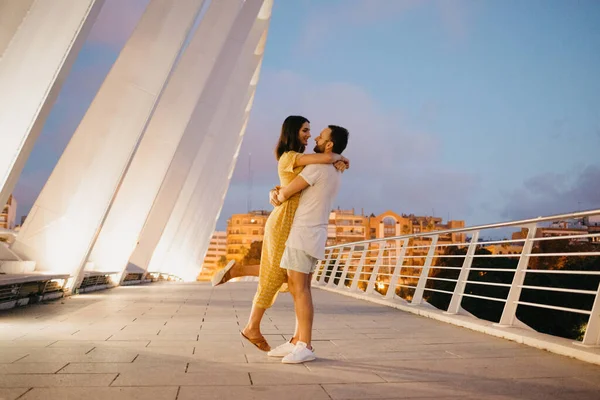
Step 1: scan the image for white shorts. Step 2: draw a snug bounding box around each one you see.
[280,247,318,275]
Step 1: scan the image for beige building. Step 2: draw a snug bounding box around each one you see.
[1,195,17,230]
[483,244,524,255]
[197,231,227,280]
[226,210,270,263]
[327,208,367,246]
[512,222,589,245]
[366,210,466,245]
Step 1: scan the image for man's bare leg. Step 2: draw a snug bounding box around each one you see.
[290,273,312,344]
[287,270,313,348]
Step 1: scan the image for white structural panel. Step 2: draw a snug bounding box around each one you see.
[0,0,103,210]
[146,7,270,281]
[157,36,267,280]
[188,41,264,275]
[185,41,265,276]
[182,113,254,278]
[128,0,269,278]
[11,0,205,282]
[85,0,245,278]
[156,63,262,279]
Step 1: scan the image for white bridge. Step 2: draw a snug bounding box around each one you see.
[1,1,599,398]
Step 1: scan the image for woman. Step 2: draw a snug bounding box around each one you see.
[212,115,348,351]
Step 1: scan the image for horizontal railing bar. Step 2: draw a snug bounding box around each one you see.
[461,293,507,302]
[423,287,454,295]
[470,254,522,258]
[531,233,600,241]
[469,268,516,272]
[528,252,600,257]
[525,270,600,275]
[394,283,417,290]
[326,209,600,250]
[518,285,598,295]
[464,280,512,288]
[515,301,592,315]
[426,277,458,283]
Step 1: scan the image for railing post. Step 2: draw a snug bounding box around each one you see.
[385,238,409,300]
[497,223,537,326]
[411,235,439,305]
[581,281,600,346]
[311,259,323,283]
[365,243,386,295]
[319,247,339,285]
[446,231,480,314]
[316,249,334,285]
[327,246,345,287]
[312,258,325,283]
[337,245,356,289]
[350,246,368,292]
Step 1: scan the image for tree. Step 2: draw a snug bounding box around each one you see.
[217,256,228,268]
[425,241,600,340]
[241,241,263,266]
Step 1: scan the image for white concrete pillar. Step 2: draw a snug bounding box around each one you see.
[167,68,261,279]
[85,0,245,277]
[149,20,268,280]
[177,114,251,279]
[128,0,270,277]
[11,0,205,284]
[162,95,255,280]
[0,0,103,209]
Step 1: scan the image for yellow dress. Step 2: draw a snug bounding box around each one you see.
[253,151,304,309]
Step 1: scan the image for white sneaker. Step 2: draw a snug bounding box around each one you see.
[211,260,235,287]
[267,341,295,357]
[281,341,316,364]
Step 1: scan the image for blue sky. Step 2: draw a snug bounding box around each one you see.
[13,0,600,232]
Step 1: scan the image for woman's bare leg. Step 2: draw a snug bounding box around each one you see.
[242,303,267,339]
[230,263,260,278]
[219,263,260,285]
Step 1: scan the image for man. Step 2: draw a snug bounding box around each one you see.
[268,125,349,364]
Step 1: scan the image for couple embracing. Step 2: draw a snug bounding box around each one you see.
[213,115,349,364]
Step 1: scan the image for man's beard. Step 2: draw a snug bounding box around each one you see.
[314,144,324,153]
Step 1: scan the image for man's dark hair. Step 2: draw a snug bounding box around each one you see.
[328,125,349,154]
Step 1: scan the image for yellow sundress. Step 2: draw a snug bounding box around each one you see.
[253,151,304,309]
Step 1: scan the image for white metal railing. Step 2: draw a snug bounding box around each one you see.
[312,209,600,347]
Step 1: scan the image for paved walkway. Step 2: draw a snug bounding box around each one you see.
[1,282,600,399]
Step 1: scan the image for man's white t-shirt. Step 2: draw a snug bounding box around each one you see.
[285,164,341,260]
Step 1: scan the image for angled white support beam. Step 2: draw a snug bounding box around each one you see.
[152,22,268,280]
[0,0,103,209]
[128,0,270,277]
[11,0,205,286]
[163,94,256,280]
[85,0,245,277]
[152,35,266,279]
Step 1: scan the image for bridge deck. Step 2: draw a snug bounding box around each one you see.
[1,282,599,399]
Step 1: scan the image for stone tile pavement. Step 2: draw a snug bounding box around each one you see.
[0,282,599,399]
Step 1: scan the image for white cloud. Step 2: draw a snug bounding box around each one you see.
[500,164,600,220]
